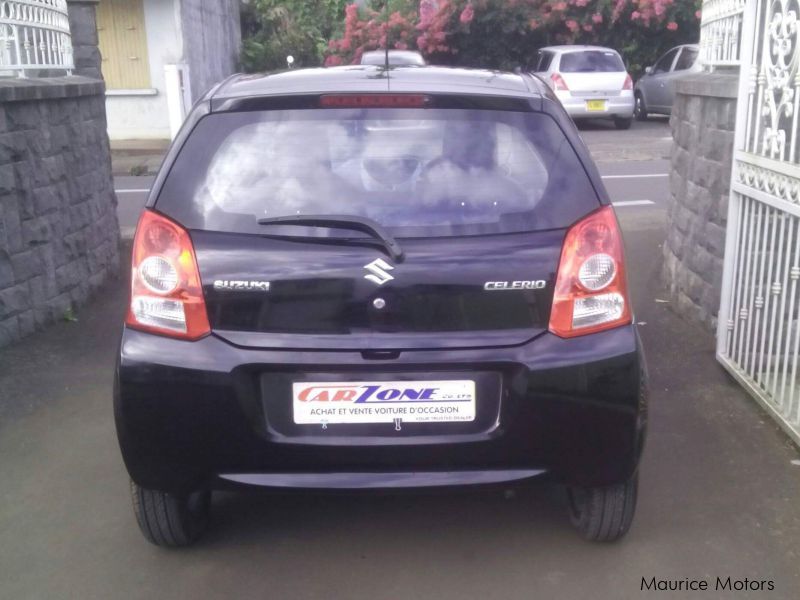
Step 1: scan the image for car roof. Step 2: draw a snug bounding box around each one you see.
[211,65,545,101]
[539,45,621,54]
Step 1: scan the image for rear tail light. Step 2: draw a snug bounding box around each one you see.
[549,206,632,338]
[125,210,210,340]
[623,74,633,90]
[551,73,569,91]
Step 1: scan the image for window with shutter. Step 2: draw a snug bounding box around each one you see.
[97,0,151,90]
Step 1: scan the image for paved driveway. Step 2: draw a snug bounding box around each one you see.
[577,116,674,162]
[2,121,800,600]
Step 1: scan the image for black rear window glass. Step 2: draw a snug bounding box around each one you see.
[536,51,554,71]
[156,108,598,237]
[560,51,625,73]
[675,48,698,71]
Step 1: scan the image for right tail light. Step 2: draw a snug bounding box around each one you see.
[623,74,634,90]
[549,206,632,338]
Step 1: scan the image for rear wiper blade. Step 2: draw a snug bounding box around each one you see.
[257,214,404,262]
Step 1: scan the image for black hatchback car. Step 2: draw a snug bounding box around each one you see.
[116,65,647,547]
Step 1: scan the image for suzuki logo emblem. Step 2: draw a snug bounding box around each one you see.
[364,258,395,286]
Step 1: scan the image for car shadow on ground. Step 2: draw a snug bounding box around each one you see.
[575,117,669,131]
[202,483,571,549]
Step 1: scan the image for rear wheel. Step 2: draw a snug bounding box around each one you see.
[130,480,211,547]
[567,474,638,542]
[634,93,648,121]
[613,116,633,130]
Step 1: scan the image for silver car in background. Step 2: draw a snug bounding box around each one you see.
[360,50,426,66]
[634,44,700,120]
[533,45,635,130]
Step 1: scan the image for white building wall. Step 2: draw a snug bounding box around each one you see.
[105,0,182,141]
[104,0,241,141]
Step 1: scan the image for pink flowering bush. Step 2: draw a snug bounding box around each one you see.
[245,0,701,78]
[326,2,420,65]
[409,0,701,74]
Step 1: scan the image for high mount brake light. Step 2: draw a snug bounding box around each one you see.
[551,73,569,91]
[623,74,633,90]
[549,206,632,338]
[319,94,429,108]
[125,210,210,340]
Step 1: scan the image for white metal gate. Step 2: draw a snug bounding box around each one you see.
[0,0,73,77]
[716,0,800,444]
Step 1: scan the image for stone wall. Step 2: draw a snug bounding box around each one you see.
[662,73,738,331]
[68,0,103,80]
[0,79,120,348]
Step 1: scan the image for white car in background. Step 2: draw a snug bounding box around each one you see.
[533,45,635,130]
[360,50,426,66]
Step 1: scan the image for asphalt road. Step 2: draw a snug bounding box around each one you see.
[2,119,800,600]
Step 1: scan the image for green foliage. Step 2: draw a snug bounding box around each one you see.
[589,1,703,77]
[325,1,419,65]
[240,0,350,71]
[412,0,702,79]
[242,1,702,79]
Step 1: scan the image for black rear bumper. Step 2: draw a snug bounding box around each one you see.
[114,325,647,494]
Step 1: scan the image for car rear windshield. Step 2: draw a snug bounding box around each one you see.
[560,51,625,73]
[156,108,599,237]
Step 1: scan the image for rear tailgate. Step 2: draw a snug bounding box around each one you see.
[558,49,628,96]
[195,229,563,350]
[154,99,601,352]
[560,72,628,96]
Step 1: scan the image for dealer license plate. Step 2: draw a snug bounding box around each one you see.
[292,380,476,425]
[586,99,606,111]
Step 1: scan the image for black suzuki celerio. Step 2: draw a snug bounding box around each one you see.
[115,65,647,546]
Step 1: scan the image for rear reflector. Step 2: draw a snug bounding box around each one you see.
[319,94,429,108]
[549,206,632,338]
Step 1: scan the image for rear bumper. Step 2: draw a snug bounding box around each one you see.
[556,91,634,119]
[115,325,647,494]
[219,470,546,489]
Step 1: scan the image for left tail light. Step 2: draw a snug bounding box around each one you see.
[125,209,210,340]
[623,74,633,90]
[549,206,632,338]
[551,72,569,91]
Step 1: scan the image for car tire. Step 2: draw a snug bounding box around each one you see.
[634,93,648,121]
[130,479,211,547]
[613,116,633,130]
[567,474,638,542]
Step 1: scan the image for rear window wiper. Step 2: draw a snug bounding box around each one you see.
[257,214,405,262]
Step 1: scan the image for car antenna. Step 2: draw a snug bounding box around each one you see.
[384,0,390,71]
